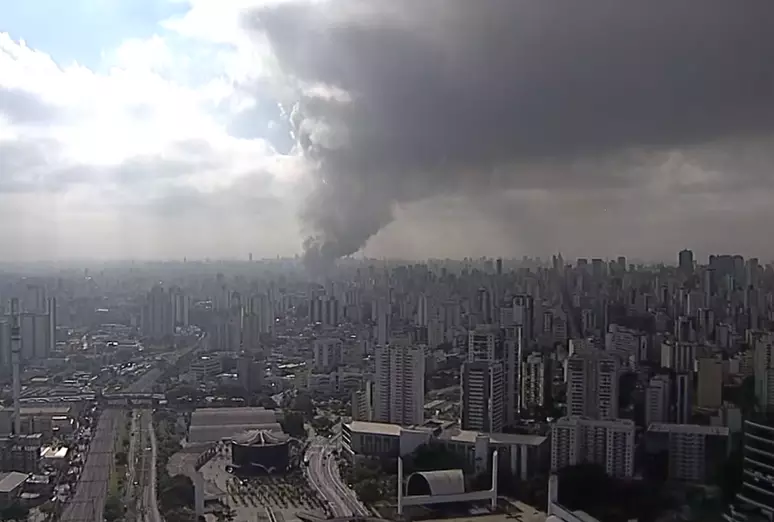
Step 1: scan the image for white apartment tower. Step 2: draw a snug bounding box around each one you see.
[464,325,508,431]
[373,343,425,426]
[461,360,505,433]
[566,353,620,420]
[551,416,635,478]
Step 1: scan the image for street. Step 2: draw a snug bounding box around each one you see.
[60,368,162,522]
[304,436,369,518]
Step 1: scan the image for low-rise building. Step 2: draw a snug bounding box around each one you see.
[0,472,29,507]
[341,420,549,479]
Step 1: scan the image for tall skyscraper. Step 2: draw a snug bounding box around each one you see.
[675,372,693,424]
[464,325,508,431]
[373,343,425,426]
[678,249,694,276]
[696,357,723,408]
[461,360,505,433]
[141,285,174,340]
[645,374,671,426]
[521,352,549,412]
[566,352,620,420]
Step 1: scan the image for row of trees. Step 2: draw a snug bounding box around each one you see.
[154,409,197,522]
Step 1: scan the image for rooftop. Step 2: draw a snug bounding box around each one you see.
[189,408,282,443]
[0,472,29,493]
[346,421,402,437]
[647,423,730,436]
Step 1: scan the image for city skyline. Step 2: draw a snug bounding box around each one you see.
[2,2,774,261]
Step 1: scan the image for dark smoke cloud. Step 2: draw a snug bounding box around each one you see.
[244,0,774,265]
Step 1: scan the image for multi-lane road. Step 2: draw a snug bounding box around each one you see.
[60,369,161,522]
[305,436,369,518]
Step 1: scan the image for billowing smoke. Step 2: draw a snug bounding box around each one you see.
[244,0,774,265]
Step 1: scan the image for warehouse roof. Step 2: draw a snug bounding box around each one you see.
[188,408,282,443]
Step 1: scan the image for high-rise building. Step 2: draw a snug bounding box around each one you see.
[20,313,49,361]
[513,295,534,344]
[675,372,693,424]
[645,374,671,426]
[678,249,694,276]
[754,334,774,411]
[170,288,190,327]
[141,285,174,340]
[566,353,620,420]
[461,360,505,433]
[313,338,343,372]
[373,343,425,426]
[551,416,635,478]
[310,296,339,327]
[521,353,549,412]
[696,357,723,408]
[726,419,774,519]
[645,424,729,483]
[237,355,263,392]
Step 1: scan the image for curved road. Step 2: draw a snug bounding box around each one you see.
[305,436,369,518]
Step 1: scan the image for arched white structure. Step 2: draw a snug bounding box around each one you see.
[397,450,498,515]
[406,470,465,496]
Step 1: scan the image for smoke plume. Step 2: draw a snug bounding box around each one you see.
[244,0,774,265]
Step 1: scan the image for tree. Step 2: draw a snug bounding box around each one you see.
[115,450,128,466]
[0,504,28,521]
[280,412,307,438]
[354,479,382,503]
[103,495,124,522]
[291,393,315,417]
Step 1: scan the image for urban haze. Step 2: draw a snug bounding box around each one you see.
[1,2,774,522]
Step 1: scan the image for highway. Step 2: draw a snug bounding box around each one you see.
[60,369,161,522]
[305,436,369,518]
[60,334,205,522]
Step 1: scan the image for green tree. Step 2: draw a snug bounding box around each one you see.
[103,494,124,522]
[115,450,128,466]
[280,412,307,438]
[354,479,382,503]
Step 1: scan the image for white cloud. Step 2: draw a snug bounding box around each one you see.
[0,9,304,261]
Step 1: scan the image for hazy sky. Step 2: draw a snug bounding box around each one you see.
[2,1,774,262]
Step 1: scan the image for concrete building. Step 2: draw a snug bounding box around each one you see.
[697,357,723,408]
[675,372,693,424]
[551,416,635,478]
[313,338,343,372]
[754,334,774,411]
[521,353,549,412]
[341,420,549,480]
[141,285,175,340]
[645,423,729,483]
[373,343,425,426]
[190,356,222,381]
[461,360,504,433]
[237,355,263,392]
[726,419,774,519]
[645,374,671,426]
[566,353,620,420]
[0,471,28,507]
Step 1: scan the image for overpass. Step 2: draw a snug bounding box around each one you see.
[19,392,165,408]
